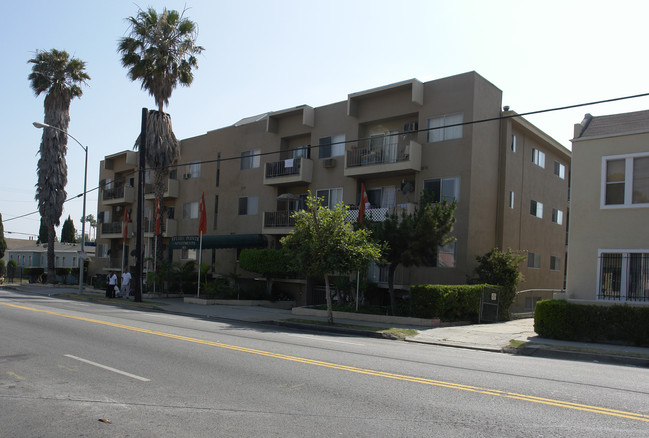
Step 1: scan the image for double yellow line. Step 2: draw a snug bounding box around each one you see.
[4,301,649,423]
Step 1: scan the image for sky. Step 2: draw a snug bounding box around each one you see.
[3,0,649,240]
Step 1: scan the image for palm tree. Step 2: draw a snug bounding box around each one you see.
[118,7,204,261]
[28,49,90,283]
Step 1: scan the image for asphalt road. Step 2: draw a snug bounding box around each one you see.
[1,289,648,437]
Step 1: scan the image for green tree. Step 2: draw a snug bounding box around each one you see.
[118,7,204,262]
[475,248,526,320]
[281,193,382,324]
[239,248,294,296]
[28,49,90,283]
[365,192,457,315]
[7,260,17,282]
[37,217,52,245]
[61,215,76,243]
[0,213,6,259]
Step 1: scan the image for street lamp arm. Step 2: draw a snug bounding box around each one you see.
[32,122,87,152]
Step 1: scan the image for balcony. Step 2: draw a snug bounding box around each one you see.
[102,185,135,205]
[143,218,178,238]
[262,211,297,235]
[344,140,421,177]
[100,222,124,239]
[144,178,179,199]
[263,157,313,186]
[346,203,416,222]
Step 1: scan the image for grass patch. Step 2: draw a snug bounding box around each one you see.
[508,339,529,349]
[284,318,418,340]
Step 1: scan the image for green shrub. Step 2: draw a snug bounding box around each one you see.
[535,300,649,346]
[474,248,526,320]
[7,260,17,281]
[0,259,5,277]
[410,284,485,322]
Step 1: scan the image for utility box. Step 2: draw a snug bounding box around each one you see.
[479,286,500,323]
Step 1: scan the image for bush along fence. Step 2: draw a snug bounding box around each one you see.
[535,299,649,347]
[409,284,499,323]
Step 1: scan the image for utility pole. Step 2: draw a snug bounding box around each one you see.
[135,108,147,302]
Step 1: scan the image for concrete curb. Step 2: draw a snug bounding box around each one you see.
[512,344,649,367]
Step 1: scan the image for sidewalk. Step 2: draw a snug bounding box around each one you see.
[3,283,649,367]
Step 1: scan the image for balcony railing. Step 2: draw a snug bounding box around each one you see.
[346,203,416,222]
[100,222,123,236]
[263,157,313,186]
[102,185,135,203]
[344,139,421,177]
[264,211,297,228]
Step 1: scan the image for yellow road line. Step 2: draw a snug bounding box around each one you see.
[3,301,648,423]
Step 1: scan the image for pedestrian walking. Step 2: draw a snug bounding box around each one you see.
[120,271,132,298]
[107,271,118,298]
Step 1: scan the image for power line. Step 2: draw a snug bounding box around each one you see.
[6,91,649,225]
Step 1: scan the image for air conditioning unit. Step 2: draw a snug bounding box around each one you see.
[323,158,336,168]
[182,173,191,180]
[115,205,123,213]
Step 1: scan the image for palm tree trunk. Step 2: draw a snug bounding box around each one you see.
[324,273,334,325]
[47,225,56,283]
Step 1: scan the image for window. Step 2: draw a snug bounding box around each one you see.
[509,191,515,209]
[528,252,541,269]
[554,161,566,179]
[532,149,545,168]
[511,135,517,152]
[550,256,561,271]
[424,241,457,268]
[427,113,463,143]
[603,154,649,206]
[599,251,649,302]
[188,162,200,178]
[182,248,197,260]
[318,134,345,159]
[530,200,543,218]
[424,178,459,203]
[551,208,563,225]
[241,149,261,170]
[183,202,199,219]
[213,195,219,230]
[238,196,258,215]
[316,188,343,209]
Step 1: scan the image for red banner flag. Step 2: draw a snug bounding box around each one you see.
[155,198,162,236]
[359,183,369,227]
[123,208,130,242]
[198,192,207,235]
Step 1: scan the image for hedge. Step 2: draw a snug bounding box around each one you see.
[535,300,649,346]
[410,284,488,322]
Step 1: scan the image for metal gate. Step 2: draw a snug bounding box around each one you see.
[479,286,500,323]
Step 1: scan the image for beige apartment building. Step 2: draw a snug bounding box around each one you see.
[95,71,570,302]
[567,110,649,305]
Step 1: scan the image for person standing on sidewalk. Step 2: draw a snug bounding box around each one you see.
[106,272,118,298]
[120,271,132,298]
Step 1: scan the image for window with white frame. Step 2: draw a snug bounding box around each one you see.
[530,200,543,218]
[427,113,463,143]
[509,191,515,209]
[183,201,199,219]
[551,208,563,225]
[424,178,459,203]
[318,134,345,159]
[316,188,343,209]
[528,252,541,269]
[532,149,545,168]
[238,196,258,215]
[550,255,561,271]
[602,154,649,207]
[188,162,201,178]
[241,149,261,170]
[554,161,566,179]
[599,251,649,302]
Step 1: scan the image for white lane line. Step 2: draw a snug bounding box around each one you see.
[64,354,150,382]
[286,334,364,346]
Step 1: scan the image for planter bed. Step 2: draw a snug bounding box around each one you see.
[184,297,295,310]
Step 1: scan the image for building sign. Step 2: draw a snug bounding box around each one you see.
[170,235,200,250]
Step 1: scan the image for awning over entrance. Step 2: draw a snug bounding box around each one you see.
[169,234,267,250]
